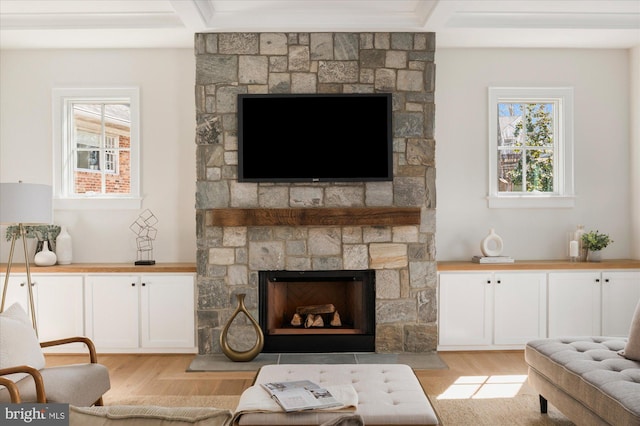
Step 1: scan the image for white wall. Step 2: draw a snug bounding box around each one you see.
[2,47,634,264]
[630,46,640,259]
[435,48,634,261]
[0,49,196,263]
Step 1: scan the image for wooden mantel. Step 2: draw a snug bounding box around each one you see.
[206,208,421,227]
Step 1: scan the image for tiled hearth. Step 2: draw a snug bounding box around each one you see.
[194,32,436,354]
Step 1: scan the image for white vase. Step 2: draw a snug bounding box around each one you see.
[588,250,602,262]
[481,228,504,257]
[34,240,57,266]
[56,226,73,265]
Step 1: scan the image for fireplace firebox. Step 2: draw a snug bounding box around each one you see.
[259,270,376,353]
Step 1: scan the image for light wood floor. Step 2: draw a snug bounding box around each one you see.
[45,350,530,403]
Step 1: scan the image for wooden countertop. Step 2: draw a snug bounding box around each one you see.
[0,263,196,273]
[437,259,640,271]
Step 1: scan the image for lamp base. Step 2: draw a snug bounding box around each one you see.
[134,260,156,266]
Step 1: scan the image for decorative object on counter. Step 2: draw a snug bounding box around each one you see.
[480,228,504,257]
[569,239,580,262]
[220,293,264,362]
[55,226,73,265]
[129,209,158,265]
[0,181,53,334]
[581,230,613,262]
[34,240,57,266]
[471,255,514,264]
[574,225,587,262]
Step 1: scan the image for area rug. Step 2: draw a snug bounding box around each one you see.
[187,352,448,372]
[430,395,573,425]
[107,393,573,425]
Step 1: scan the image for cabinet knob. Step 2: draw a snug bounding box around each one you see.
[486,280,491,284]
[595,279,600,283]
[131,282,136,287]
[605,278,610,283]
[20,282,26,287]
[142,282,146,286]
[496,280,501,284]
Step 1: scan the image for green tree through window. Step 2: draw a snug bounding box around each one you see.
[498,103,554,193]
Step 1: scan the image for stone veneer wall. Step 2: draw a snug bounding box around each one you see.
[194,32,436,354]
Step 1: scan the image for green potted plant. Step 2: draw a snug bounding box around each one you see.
[5,224,61,253]
[581,230,613,262]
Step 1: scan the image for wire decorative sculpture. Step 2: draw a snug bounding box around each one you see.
[129,209,158,265]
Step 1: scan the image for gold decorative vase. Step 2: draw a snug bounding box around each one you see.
[220,293,264,362]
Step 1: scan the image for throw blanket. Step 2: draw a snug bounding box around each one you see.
[232,384,358,424]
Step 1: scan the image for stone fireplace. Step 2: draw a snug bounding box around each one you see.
[194,32,437,354]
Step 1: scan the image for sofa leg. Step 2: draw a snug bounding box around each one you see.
[539,395,548,414]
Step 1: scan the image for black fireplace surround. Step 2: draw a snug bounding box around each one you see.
[259,270,376,353]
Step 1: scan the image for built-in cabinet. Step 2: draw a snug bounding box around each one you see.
[1,274,84,349]
[439,272,546,350]
[438,261,640,351]
[1,264,196,353]
[548,271,640,337]
[86,274,195,352]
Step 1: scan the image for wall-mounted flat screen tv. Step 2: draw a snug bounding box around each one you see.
[238,93,392,182]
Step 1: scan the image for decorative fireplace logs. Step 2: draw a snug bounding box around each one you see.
[291,304,343,328]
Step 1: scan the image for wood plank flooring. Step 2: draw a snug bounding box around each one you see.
[45,350,530,403]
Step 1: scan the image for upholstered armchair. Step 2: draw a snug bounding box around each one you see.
[0,303,110,406]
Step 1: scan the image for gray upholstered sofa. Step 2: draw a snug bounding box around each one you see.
[525,337,640,425]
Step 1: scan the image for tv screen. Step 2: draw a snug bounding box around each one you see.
[238,93,392,182]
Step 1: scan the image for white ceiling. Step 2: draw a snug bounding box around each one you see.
[0,0,638,50]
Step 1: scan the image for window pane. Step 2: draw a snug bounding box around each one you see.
[70,101,131,196]
[498,148,522,192]
[497,102,554,193]
[526,149,554,192]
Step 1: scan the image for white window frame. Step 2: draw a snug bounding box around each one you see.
[488,87,575,208]
[53,87,141,210]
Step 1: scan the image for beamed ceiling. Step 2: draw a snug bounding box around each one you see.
[0,0,638,49]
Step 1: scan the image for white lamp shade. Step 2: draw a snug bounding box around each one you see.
[0,182,53,224]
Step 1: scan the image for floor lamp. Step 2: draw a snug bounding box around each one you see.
[0,182,53,335]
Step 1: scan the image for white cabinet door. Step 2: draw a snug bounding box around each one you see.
[493,272,546,345]
[0,274,32,314]
[439,273,492,346]
[86,275,140,349]
[1,274,84,349]
[602,271,640,336]
[548,272,602,337]
[140,274,195,348]
[34,275,84,343]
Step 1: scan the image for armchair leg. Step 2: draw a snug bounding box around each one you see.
[0,378,21,403]
[539,395,548,414]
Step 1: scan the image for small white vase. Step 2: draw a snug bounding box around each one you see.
[481,228,504,257]
[55,226,73,265]
[34,240,57,266]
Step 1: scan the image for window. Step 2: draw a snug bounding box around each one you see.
[53,88,140,209]
[488,87,574,208]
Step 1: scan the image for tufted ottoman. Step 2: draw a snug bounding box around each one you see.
[525,337,640,425]
[234,364,439,425]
